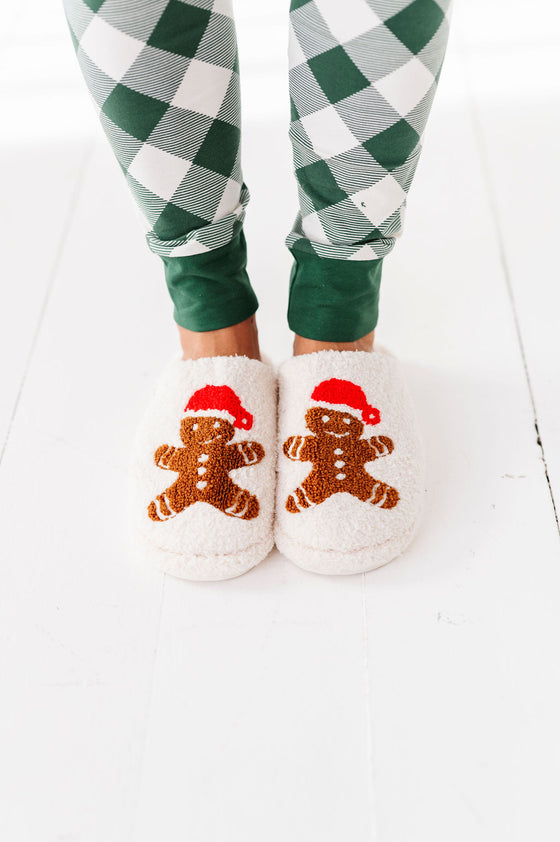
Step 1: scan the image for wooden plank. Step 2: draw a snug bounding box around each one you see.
[0,141,169,842]
[0,3,97,453]
[132,563,372,842]
[463,38,560,518]
[365,32,560,842]
[0,134,91,454]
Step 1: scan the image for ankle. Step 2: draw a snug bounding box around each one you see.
[293,331,375,356]
[178,314,261,361]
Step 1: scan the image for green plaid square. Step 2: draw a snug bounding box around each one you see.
[102,84,168,141]
[147,1,211,59]
[308,45,370,103]
[385,0,446,55]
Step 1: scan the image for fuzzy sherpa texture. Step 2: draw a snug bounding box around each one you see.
[274,349,425,575]
[127,352,277,581]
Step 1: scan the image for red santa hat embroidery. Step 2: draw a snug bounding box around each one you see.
[310,378,381,426]
[184,385,253,430]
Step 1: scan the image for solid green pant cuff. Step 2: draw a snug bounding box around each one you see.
[287,248,382,342]
[161,228,259,332]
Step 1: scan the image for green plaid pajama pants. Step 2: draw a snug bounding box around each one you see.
[62,0,450,341]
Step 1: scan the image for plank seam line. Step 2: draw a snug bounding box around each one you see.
[128,573,167,842]
[362,573,379,841]
[0,141,93,469]
[461,43,560,539]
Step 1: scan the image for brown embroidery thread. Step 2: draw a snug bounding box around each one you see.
[284,406,399,513]
[148,385,264,522]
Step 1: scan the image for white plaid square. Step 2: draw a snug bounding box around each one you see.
[375,57,435,118]
[172,59,233,119]
[79,16,144,81]
[288,20,308,69]
[350,174,406,226]
[351,243,383,260]
[300,106,358,158]
[317,0,382,44]
[211,0,235,19]
[301,211,329,245]
[128,144,192,201]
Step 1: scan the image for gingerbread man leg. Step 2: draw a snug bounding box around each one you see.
[285,470,333,513]
[353,473,400,509]
[212,476,260,520]
[147,478,194,521]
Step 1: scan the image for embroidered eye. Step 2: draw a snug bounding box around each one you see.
[192,423,198,430]
[322,414,330,422]
[343,417,351,425]
[213,421,221,428]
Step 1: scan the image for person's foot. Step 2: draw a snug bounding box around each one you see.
[178,314,261,361]
[293,330,374,356]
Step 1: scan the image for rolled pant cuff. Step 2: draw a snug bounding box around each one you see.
[287,247,383,342]
[161,228,258,332]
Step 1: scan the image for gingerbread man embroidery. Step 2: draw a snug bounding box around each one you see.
[283,378,399,513]
[148,385,264,522]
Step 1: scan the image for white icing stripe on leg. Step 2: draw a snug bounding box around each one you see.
[226,489,249,518]
[288,436,305,460]
[237,442,259,465]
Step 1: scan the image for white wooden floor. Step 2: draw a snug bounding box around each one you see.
[1,2,560,840]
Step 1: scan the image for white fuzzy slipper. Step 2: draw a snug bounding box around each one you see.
[128,353,277,581]
[275,349,425,575]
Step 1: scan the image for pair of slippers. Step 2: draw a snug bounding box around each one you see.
[128,348,425,580]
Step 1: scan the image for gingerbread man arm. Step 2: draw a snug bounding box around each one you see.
[283,435,316,463]
[358,435,395,463]
[225,440,265,470]
[154,444,186,472]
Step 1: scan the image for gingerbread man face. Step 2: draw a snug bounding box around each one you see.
[305,406,363,440]
[180,415,235,447]
[148,385,265,523]
[283,378,400,513]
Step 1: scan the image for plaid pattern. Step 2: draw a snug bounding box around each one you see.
[63,0,450,264]
[62,0,248,259]
[62,0,450,336]
[287,0,451,262]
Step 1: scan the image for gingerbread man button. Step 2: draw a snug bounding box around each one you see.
[148,385,264,522]
[283,378,399,512]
